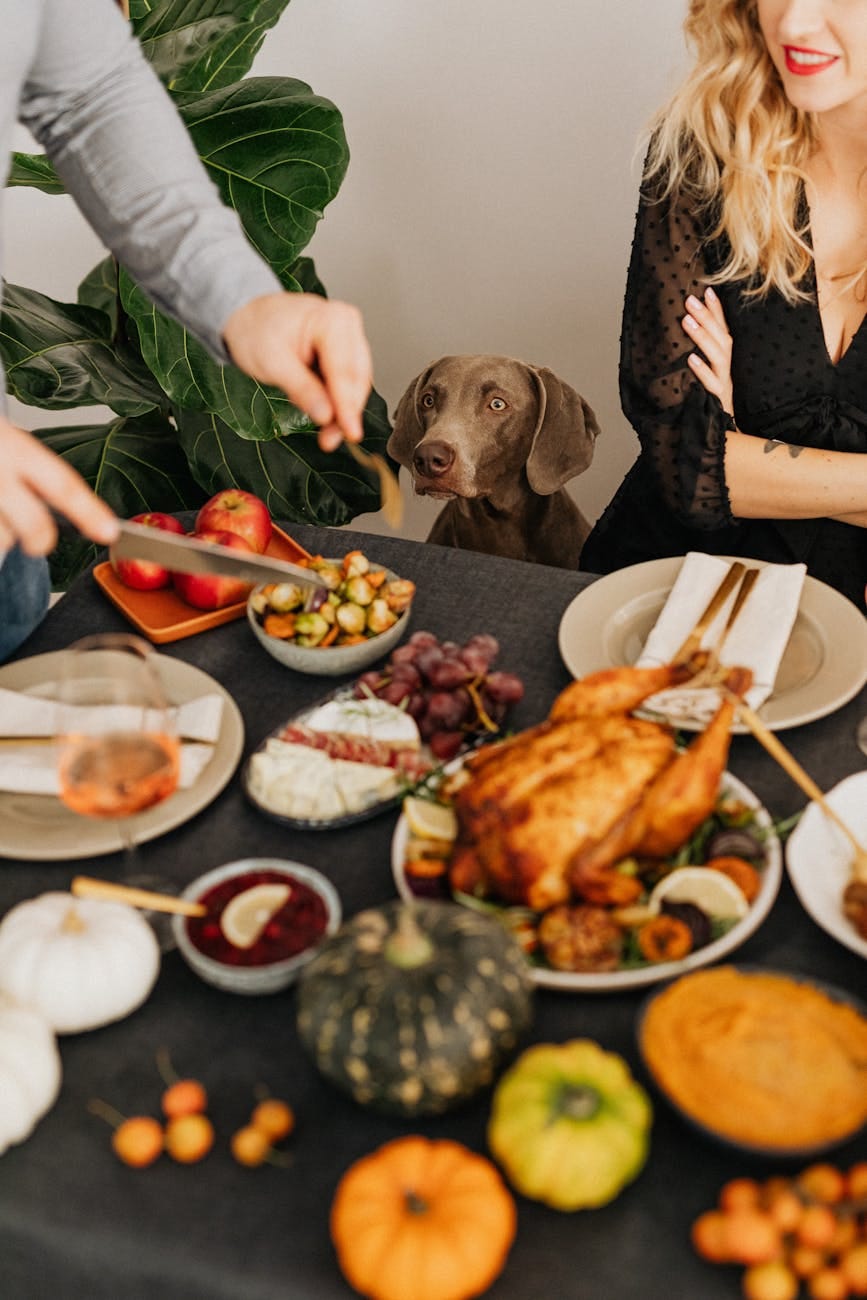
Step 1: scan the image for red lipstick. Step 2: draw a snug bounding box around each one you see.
[784,45,839,76]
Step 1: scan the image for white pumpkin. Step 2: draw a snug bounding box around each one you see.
[0,892,160,1033]
[0,996,61,1154]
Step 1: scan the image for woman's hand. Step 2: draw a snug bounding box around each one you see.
[0,418,118,556]
[682,287,734,418]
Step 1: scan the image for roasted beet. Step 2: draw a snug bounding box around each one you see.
[660,900,712,948]
[704,827,764,862]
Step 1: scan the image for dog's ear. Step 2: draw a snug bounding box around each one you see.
[387,364,435,468]
[525,366,601,495]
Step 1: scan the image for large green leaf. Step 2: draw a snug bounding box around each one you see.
[174,395,390,525]
[77,257,121,332]
[130,0,290,93]
[0,282,159,416]
[177,77,348,276]
[5,153,63,195]
[37,412,206,588]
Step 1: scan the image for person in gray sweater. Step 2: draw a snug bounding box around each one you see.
[0,0,373,659]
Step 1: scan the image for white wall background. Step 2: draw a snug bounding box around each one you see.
[5,0,688,543]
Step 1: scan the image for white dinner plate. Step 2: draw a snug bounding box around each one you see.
[392,769,782,992]
[786,771,867,961]
[558,557,867,732]
[0,652,244,861]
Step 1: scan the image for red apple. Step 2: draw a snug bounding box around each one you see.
[110,512,186,591]
[172,529,255,611]
[195,489,272,554]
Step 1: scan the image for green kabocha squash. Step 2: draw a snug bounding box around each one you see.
[296,900,534,1116]
[487,1038,652,1211]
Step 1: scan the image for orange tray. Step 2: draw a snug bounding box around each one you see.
[93,525,312,644]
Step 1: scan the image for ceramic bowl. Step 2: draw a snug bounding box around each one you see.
[636,965,867,1157]
[172,858,341,995]
[246,561,412,676]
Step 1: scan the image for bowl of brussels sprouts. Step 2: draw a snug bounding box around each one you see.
[247,550,415,676]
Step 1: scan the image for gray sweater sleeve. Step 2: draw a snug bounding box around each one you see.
[18,0,282,362]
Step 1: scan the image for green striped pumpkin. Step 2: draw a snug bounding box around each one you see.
[296,901,534,1116]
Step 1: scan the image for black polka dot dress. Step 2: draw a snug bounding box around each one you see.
[581,185,867,610]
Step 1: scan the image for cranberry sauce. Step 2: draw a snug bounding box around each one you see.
[187,869,329,967]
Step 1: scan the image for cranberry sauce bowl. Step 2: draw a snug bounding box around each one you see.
[172,859,341,994]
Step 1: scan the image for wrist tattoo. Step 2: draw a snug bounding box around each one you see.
[763,439,804,459]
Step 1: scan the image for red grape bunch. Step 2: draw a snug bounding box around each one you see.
[354,630,524,760]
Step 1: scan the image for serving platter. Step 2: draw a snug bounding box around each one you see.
[786,771,867,961]
[93,525,310,644]
[558,557,867,732]
[0,652,244,861]
[391,768,782,992]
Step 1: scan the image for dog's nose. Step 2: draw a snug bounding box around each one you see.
[413,441,455,478]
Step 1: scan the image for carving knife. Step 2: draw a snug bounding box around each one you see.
[111,519,325,591]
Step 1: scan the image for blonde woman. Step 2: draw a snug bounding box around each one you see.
[581,0,867,606]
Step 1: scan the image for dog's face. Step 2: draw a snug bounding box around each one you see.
[388,354,598,507]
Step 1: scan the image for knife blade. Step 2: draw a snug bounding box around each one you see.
[112,520,324,591]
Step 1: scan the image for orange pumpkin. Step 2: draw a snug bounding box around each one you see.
[330,1136,517,1300]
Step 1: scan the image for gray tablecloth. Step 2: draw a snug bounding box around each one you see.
[1,523,865,1300]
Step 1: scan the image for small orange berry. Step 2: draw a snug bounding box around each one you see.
[165,1113,214,1164]
[847,1163,867,1200]
[741,1260,799,1300]
[250,1099,295,1142]
[841,1242,867,1296]
[112,1116,164,1168]
[725,1209,783,1266]
[720,1178,763,1212]
[798,1164,847,1205]
[790,1245,828,1280]
[231,1126,271,1168]
[766,1188,804,1235]
[161,1078,208,1119]
[807,1266,849,1300]
[798,1205,839,1252]
[691,1210,731,1262]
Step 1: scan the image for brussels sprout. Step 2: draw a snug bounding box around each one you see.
[308,561,343,590]
[342,550,370,578]
[267,583,304,613]
[294,611,329,645]
[336,602,367,635]
[367,599,398,635]
[249,589,270,615]
[382,579,416,613]
[343,575,375,606]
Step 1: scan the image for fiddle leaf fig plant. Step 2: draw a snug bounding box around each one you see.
[1,0,391,587]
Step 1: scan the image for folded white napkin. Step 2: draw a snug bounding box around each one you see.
[0,688,223,796]
[636,552,806,724]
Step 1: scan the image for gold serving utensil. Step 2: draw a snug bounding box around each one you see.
[672,560,747,664]
[346,442,404,529]
[71,875,207,917]
[724,693,867,883]
[689,566,760,687]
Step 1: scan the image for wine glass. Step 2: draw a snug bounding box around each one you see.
[55,633,181,947]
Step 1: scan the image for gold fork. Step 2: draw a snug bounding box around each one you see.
[346,442,404,529]
[689,566,760,686]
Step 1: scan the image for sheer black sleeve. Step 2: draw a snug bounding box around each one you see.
[619,188,736,529]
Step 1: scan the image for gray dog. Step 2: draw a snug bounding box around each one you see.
[388,354,600,567]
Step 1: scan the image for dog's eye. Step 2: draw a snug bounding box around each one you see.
[489,397,508,412]
[420,393,435,409]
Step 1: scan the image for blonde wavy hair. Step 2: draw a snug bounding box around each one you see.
[644,0,817,302]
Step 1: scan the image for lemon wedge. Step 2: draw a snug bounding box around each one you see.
[221,883,291,950]
[648,867,750,921]
[403,796,458,843]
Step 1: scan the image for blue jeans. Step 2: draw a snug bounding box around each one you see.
[0,545,50,662]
